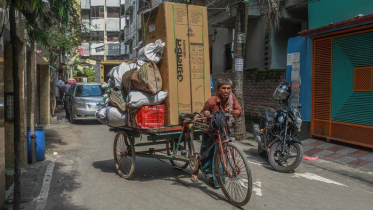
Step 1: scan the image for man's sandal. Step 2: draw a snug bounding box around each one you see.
[191,174,199,182]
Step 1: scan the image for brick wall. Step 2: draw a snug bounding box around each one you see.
[212,68,286,132]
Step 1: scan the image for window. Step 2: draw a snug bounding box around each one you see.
[91,6,104,18]
[224,44,232,71]
[107,32,119,42]
[354,66,373,92]
[120,5,125,17]
[107,7,120,18]
[90,31,104,42]
[82,33,90,43]
[81,9,90,19]
[75,85,103,97]
[120,32,124,41]
[125,16,130,26]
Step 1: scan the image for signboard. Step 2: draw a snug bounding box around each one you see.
[95,45,104,53]
[235,58,244,71]
[287,52,300,66]
[108,43,120,55]
[289,52,301,110]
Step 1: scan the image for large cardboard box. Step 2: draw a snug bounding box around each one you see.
[143,2,211,125]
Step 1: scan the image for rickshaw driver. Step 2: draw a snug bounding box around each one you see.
[191,78,242,185]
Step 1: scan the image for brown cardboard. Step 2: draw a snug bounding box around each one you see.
[143,2,210,125]
[187,5,211,112]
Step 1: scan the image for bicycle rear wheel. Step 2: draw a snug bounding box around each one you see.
[214,142,253,206]
[113,131,136,179]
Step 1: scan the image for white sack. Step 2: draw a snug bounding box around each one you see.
[113,62,139,89]
[107,106,128,127]
[137,39,165,64]
[107,78,115,88]
[96,106,108,124]
[127,91,168,108]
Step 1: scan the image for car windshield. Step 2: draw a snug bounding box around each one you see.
[75,85,103,97]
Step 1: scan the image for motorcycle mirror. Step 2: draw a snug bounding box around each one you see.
[297,104,303,109]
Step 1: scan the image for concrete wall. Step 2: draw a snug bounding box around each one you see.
[39,65,50,125]
[209,28,232,74]
[18,37,27,169]
[212,69,286,132]
[106,18,120,31]
[91,0,120,6]
[4,43,14,171]
[0,33,6,208]
[80,0,90,8]
[309,0,373,29]
[270,19,302,69]
[245,17,266,69]
[3,40,28,170]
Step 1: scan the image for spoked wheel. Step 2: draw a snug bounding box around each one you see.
[214,142,253,207]
[113,131,136,179]
[268,141,303,173]
[166,139,191,169]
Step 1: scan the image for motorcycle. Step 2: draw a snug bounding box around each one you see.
[253,83,304,173]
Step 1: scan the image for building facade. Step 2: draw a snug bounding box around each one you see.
[298,0,373,148]
[207,0,309,74]
[79,0,129,61]
[0,0,52,206]
[123,0,192,59]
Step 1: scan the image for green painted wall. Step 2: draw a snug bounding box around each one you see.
[331,41,354,118]
[331,32,373,126]
[309,0,373,29]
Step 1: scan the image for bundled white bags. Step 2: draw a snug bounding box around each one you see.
[96,106,128,127]
[127,91,168,108]
[137,39,165,64]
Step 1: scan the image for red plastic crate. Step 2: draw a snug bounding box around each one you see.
[136,105,165,129]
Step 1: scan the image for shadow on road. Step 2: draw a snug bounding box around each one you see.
[71,120,102,126]
[91,157,243,208]
[3,160,88,210]
[92,159,116,173]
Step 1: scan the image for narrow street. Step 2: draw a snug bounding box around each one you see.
[6,120,373,210]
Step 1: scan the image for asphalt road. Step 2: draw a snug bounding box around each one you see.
[9,121,373,210]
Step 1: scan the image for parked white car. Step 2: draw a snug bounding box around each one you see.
[65,83,104,123]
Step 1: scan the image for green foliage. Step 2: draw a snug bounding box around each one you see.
[10,0,89,65]
[83,67,95,77]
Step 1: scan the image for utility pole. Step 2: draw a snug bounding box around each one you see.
[233,0,249,140]
[104,0,107,61]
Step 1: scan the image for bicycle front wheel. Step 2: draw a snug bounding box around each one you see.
[214,142,253,206]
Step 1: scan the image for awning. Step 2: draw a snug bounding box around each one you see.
[299,14,373,37]
[36,54,48,65]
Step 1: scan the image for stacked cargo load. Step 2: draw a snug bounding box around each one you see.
[96,2,210,129]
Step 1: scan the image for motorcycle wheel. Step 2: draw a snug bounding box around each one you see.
[268,141,303,173]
